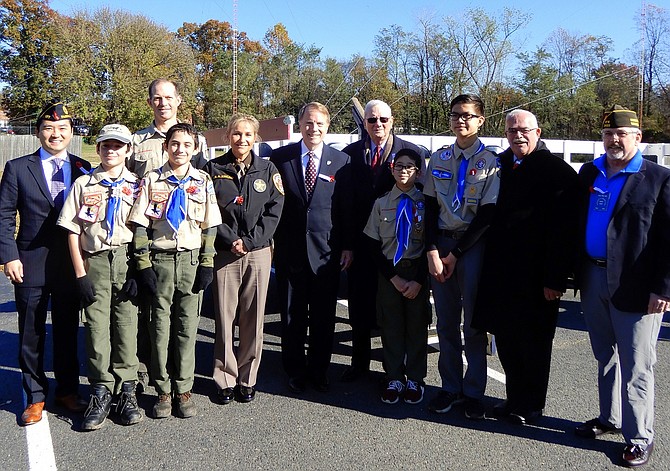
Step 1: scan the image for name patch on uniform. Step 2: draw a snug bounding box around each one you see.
[466,198,478,205]
[432,169,453,180]
[253,179,267,192]
[214,174,233,180]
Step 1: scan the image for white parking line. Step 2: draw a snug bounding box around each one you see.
[25,410,57,470]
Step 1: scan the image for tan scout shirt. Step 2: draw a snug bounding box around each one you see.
[364,185,425,261]
[128,162,222,252]
[129,122,208,177]
[57,166,139,254]
[423,138,499,232]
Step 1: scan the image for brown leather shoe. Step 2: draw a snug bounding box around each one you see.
[55,394,87,412]
[21,402,45,426]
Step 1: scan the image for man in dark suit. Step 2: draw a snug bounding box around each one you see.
[271,102,354,393]
[574,106,670,468]
[472,109,580,425]
[341,99,425,382]
[0,101,91,425]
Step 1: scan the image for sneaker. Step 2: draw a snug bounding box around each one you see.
[427,390,464,413]
[174,391,197,418]
[381,380,405,404]
[464,397,486,420]
[404,380,425,404]
[81,384,112,431]
[115,381,143,425]
[153,393,172,419]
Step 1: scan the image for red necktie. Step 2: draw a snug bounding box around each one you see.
[305,151,317,197]
[371,146,381,169]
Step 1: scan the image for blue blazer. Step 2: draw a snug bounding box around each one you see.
[270,142,354,275]
[0,150,91,287]
[579,158,670,312]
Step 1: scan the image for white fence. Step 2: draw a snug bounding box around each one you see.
[0,135,83,168]
[208,133,670,170]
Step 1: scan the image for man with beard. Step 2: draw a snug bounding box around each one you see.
[472,109,580,425]
[574,106,670,468]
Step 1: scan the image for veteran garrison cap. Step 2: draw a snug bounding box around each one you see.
[97,123,132,144]
[37,99,73,123]
[602,105,639,129]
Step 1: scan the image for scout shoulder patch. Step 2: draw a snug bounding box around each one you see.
[272,173,284,195]
[77,204,100,223]
[150,190,169,203]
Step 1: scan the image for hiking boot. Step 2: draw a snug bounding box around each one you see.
[115,381,143,425]
[81,384,112,431]
[174,391,197,418]
[153,393,172,419]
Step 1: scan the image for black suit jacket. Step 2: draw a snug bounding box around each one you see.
[0,150,91,287]
[270,142,354,275]
[579,157,670,312]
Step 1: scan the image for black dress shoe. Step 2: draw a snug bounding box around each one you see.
[340,366,367,382]
[216,387,235,405]
[288,377,306,394]
[622,442,653,467]
[312,376,329,392]
[235,385,255,403]
[575,418,621,438]
[507,408,543,425]
[490,400,514,419]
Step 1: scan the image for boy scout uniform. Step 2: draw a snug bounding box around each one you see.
[129,123,208,177]
[364,185,431,382]
[128,162,222,396]
[57,166,140,394]
[422,138,499,402]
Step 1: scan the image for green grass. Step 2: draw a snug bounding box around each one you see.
[81,143,101,165]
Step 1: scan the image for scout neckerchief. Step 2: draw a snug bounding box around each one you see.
[99,177,126,242]
[165,174,192,233]
[394,193,413,265]
[452,142,485,211]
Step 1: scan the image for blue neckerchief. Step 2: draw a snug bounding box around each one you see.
[165,175,192,233]
[394,193,413,265]
[99,177,125,242]
[451,142,485,211]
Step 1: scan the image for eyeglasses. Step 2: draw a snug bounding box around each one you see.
[392,164,417,172]
[602,130,638,139]
[448,112,481,121]
[366,117,390,124]
[505,128,537,136]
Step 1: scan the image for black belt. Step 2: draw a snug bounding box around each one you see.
[439,229,465,240]
[589,258,607,268]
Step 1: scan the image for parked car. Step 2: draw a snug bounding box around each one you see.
[0,126,15,134]
[72,118,90,136]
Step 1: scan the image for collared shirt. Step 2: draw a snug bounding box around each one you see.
[423,138,499,231]
[40,147,72,200]
[128,162,222,252]
[585,151,643,259]
[364,184,425,261]
[57,166,139,254]
[370,142,385,164]
[300,141,323,180]
[129,121,208,177]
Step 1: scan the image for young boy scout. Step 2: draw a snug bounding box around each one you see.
[57,123,142,430]
[363,148,432,405]
[129,123,221,419]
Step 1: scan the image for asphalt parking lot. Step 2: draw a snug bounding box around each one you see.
[1,276,669,470]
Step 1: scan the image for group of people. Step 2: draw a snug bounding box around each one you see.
[1,79,668,468]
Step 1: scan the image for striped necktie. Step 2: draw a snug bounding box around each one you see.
[50,158,66,210]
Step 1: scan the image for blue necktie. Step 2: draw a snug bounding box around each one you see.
[452,155,468,211]
[50,158,66,210]
[394,194,413,266]
[99,177,126,242]
[166,175,192,233]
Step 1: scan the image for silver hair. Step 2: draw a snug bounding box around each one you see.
[364,100,392,117]
[506,109,539,128]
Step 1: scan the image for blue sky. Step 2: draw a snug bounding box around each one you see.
[49,0,645,65]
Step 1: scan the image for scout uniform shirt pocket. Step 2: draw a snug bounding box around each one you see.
[78,191,103,223]
[186,181,207,223]
[379,208,397,240]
